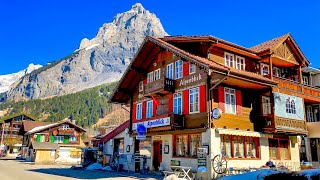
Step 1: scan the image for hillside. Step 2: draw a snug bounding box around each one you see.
[0,82,120,127]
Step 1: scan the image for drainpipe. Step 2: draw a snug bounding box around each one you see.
[208,68,231,128]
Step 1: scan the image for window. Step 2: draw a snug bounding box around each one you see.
[273,66,282,77]
[225,52,234,68]
[146,100,153,118]
[262,96,271,115]
[174,134,202,157]
[307,106,314,122]
[174,93,183,115]
[139,81,143,92]
[189,63,196,74]
[269,138,290,160]
[13,124,19,129]
[286,98,296,114]
[62,124,69,130]
[261,63,269,76]
[175,60,183,79]
[147,72,154,83]
[224,87,236,114]
[236,56,245,70]
[69,136,77,142]
[221,135,259,158]
[166,63,174,79]
[54,136,64,143]
[136,103,142,120]
[303,76,309,86]
[189,88,199,113]
[40,134,46,142]
[154,68,161,81]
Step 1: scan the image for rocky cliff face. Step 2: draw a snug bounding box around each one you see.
[0,63,42,94]
[7,3,168,101]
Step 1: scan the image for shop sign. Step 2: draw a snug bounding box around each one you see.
[137,124,147,135]
[136,135,146,141]
[211,108,222,120]
[197,148,207,172]
[132,117,170,130]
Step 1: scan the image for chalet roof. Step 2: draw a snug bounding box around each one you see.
[109,36,277,103]
[26,118,86,135]
[30,142,59,150]
[19,121,53,135]
[0,113,37,123]
[249,34,288,53]
[100,120,129,143]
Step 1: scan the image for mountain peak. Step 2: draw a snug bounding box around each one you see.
[131,3,145,13]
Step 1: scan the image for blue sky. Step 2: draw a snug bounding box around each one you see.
[0,0,319,75]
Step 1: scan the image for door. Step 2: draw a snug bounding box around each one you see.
[311,139,318,162]
[153,141,162,171]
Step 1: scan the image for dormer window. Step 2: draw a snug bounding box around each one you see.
[225,52,245,70]
[225,52,234,68]
[236,56,245,70]
[62,124,69,130]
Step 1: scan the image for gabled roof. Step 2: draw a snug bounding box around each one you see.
[19,121,53,135]
[100,120,129,143]
[0,113,37,123]
[109,36,277,103]
[26,118,86,135]
[249,34,288,53]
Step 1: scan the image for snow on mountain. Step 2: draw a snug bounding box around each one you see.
[0,63,42,93]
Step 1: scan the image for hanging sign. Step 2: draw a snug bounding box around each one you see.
[136,124,147,135]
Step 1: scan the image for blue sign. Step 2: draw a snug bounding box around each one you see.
[137,124,147,135]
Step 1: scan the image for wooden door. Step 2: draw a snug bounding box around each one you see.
[153,141,162,171]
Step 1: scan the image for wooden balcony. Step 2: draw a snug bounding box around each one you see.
[264,116,307,135]
[143,78,174,96]
[273,76,320,101]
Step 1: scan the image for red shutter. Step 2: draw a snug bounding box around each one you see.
[218,86,225,112]
[132,104,137,123]
[236,90,242,115]
[183,90,189,114]
[153,100,157,117]
[142,101,146,119]
[168,94,173,114]
[143,79,147,84]
[200,85,206,113]
[183,61,189,77]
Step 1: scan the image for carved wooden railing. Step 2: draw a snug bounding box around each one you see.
[274,117,307,133]
[144,78,174,95]
[273,76,320,98]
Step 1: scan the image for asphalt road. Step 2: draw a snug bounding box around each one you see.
[0,159,160,180]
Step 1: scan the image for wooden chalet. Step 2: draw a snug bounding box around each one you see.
[23,119,86,164]
[110,34,316,178]
[0,113,36,154]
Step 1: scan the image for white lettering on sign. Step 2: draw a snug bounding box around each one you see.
[132,117,170,130]
[179,74,202,86]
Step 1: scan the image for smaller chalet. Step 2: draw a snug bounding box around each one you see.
[23,119,86,164]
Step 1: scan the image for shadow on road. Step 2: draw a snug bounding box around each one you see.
[28,168,162,180]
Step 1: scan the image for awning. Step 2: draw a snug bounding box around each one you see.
[215,128,273,138]
[307,122,320,138]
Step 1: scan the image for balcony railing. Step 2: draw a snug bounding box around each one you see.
[274,117,307,134]
[144,78,174,96]
[274,76,320,98]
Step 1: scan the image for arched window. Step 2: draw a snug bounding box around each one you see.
[286,98,296,114]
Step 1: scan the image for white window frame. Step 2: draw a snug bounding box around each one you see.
[54,136,64,143]
[189,63,196,74]
[154,68,161,81]
[285,98,296,114]
[62,124,69,130]
[69,136,77,142]
[261,63,269,76]
[146,100,153,118]
[139,81,143,92]
[262,96,271,115]
[224,87,236,114]
[166,63,174,79]
[306,106,314,122]
[136,103,142,120]
[235,56,245,70]
[147,72,154,83]
[175,60,183,79]
[174,93,183,115]
[224,52,235,68]
[303,76,309,86]
[189,87,199,114]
